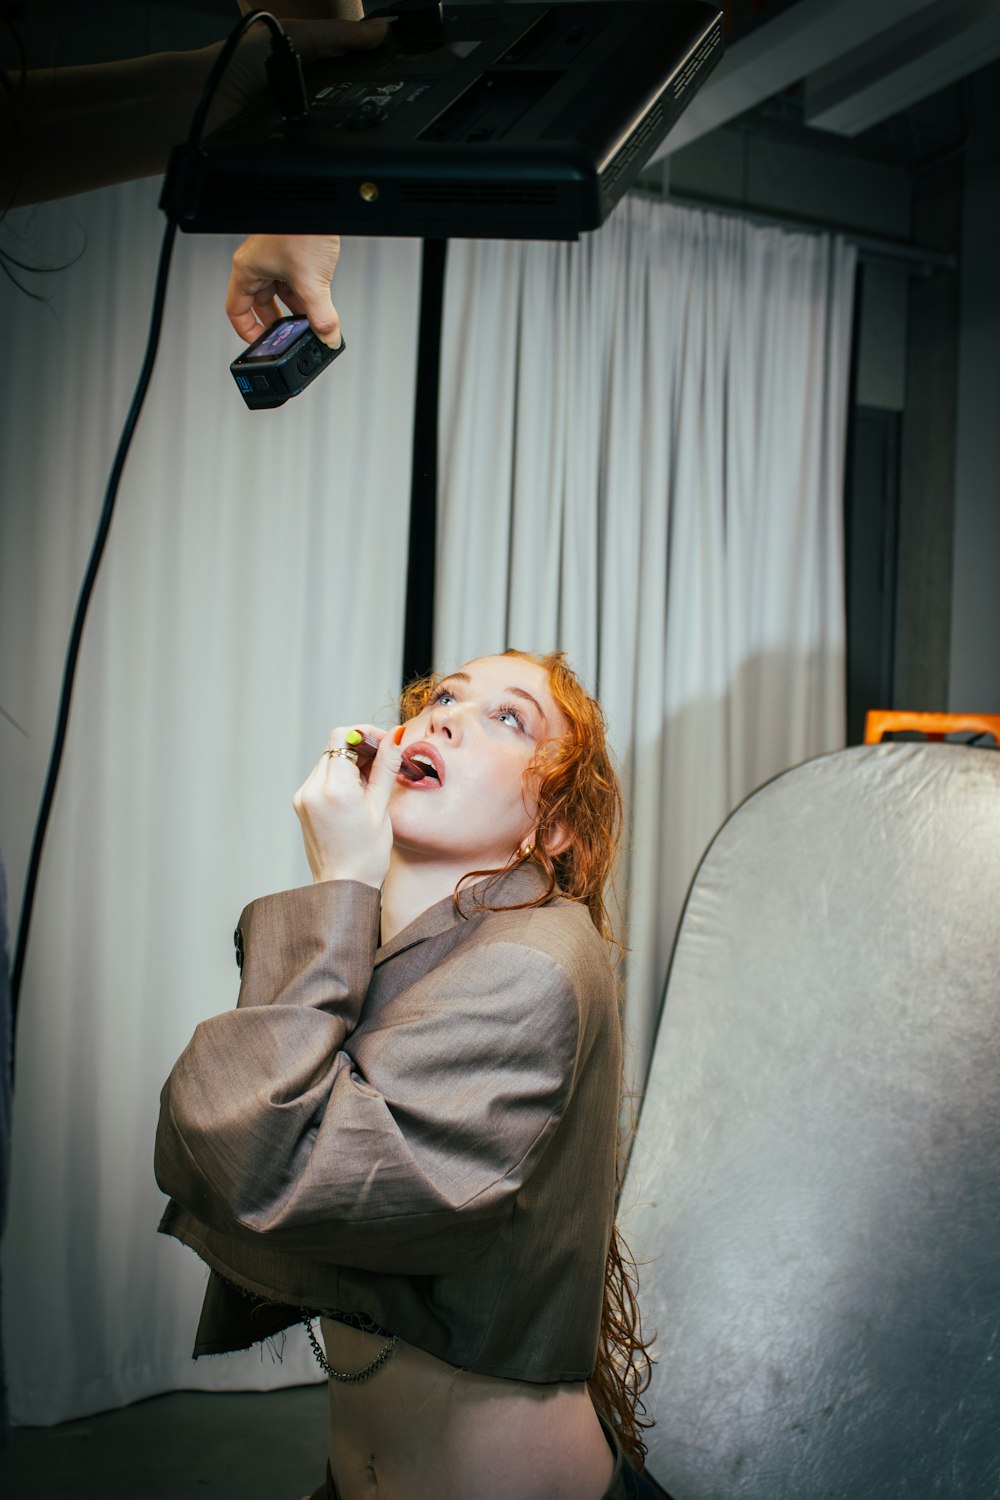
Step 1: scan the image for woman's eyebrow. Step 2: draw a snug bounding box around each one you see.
[505,687,547,726]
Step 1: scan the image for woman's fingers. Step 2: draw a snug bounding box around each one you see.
[324,721,381,764]
[225,259,282,344]
[318,730,363,787]
[365,725,405,811]
[293,724,401,888]
[278,284,342,351]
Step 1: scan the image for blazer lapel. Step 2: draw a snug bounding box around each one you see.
[374,864,552,968]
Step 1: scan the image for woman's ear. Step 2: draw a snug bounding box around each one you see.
[540,822,573,859]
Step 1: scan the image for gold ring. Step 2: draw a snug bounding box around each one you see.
[325,747,359,764]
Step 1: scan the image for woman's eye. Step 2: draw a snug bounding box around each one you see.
[496,705,525,730]
[432,689,456,706]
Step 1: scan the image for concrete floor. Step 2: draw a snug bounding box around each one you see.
[0,1383,330,1500]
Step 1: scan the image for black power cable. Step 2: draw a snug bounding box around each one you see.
[8,8,304,1081]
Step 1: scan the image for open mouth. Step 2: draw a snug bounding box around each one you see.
[400,748,444,786]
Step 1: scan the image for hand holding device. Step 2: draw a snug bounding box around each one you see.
[230,314,345,408]
[227,233,344,348]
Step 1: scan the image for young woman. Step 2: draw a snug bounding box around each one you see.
[155,650,654,1499]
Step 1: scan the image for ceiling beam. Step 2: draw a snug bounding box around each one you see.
[803,0,1000,136]
[653,0,938,159]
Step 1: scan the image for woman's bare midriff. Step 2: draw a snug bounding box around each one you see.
[318,1317,617,1500]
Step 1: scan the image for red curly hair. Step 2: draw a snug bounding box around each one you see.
[399,648,655,1470]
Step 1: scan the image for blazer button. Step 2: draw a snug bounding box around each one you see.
[234,927,244,974]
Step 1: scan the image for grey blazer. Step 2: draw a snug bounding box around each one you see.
[154,863,622,1383]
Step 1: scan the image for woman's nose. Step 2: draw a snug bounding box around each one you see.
[428,702,462,741]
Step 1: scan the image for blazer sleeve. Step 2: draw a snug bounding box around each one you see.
[154,883,583,1273]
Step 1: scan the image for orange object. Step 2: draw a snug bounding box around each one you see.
[864,710,1000,745]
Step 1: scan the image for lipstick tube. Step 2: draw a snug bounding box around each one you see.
[346,729,423,780]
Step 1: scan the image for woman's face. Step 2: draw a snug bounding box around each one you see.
[390,655,568,869]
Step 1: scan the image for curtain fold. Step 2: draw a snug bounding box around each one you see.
[436,197,856,1100]
[0,181,421,1423]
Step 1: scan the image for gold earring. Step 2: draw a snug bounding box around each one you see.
[518,842,535,860]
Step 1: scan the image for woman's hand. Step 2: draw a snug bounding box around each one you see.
[226,234,343,347]
[293,724,404,888]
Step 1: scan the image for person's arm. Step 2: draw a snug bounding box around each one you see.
[3,50,213,206]
[1,17,386,208]
[153,891,585,1274]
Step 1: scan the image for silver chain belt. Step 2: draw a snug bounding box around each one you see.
[303,1316,399,1384]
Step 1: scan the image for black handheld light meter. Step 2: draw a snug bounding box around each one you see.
[230,316,345,409]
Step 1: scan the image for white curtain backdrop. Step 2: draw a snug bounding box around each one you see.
[2,186,855,1430]
[0,180,421,1424]
[436,196,856,1101]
